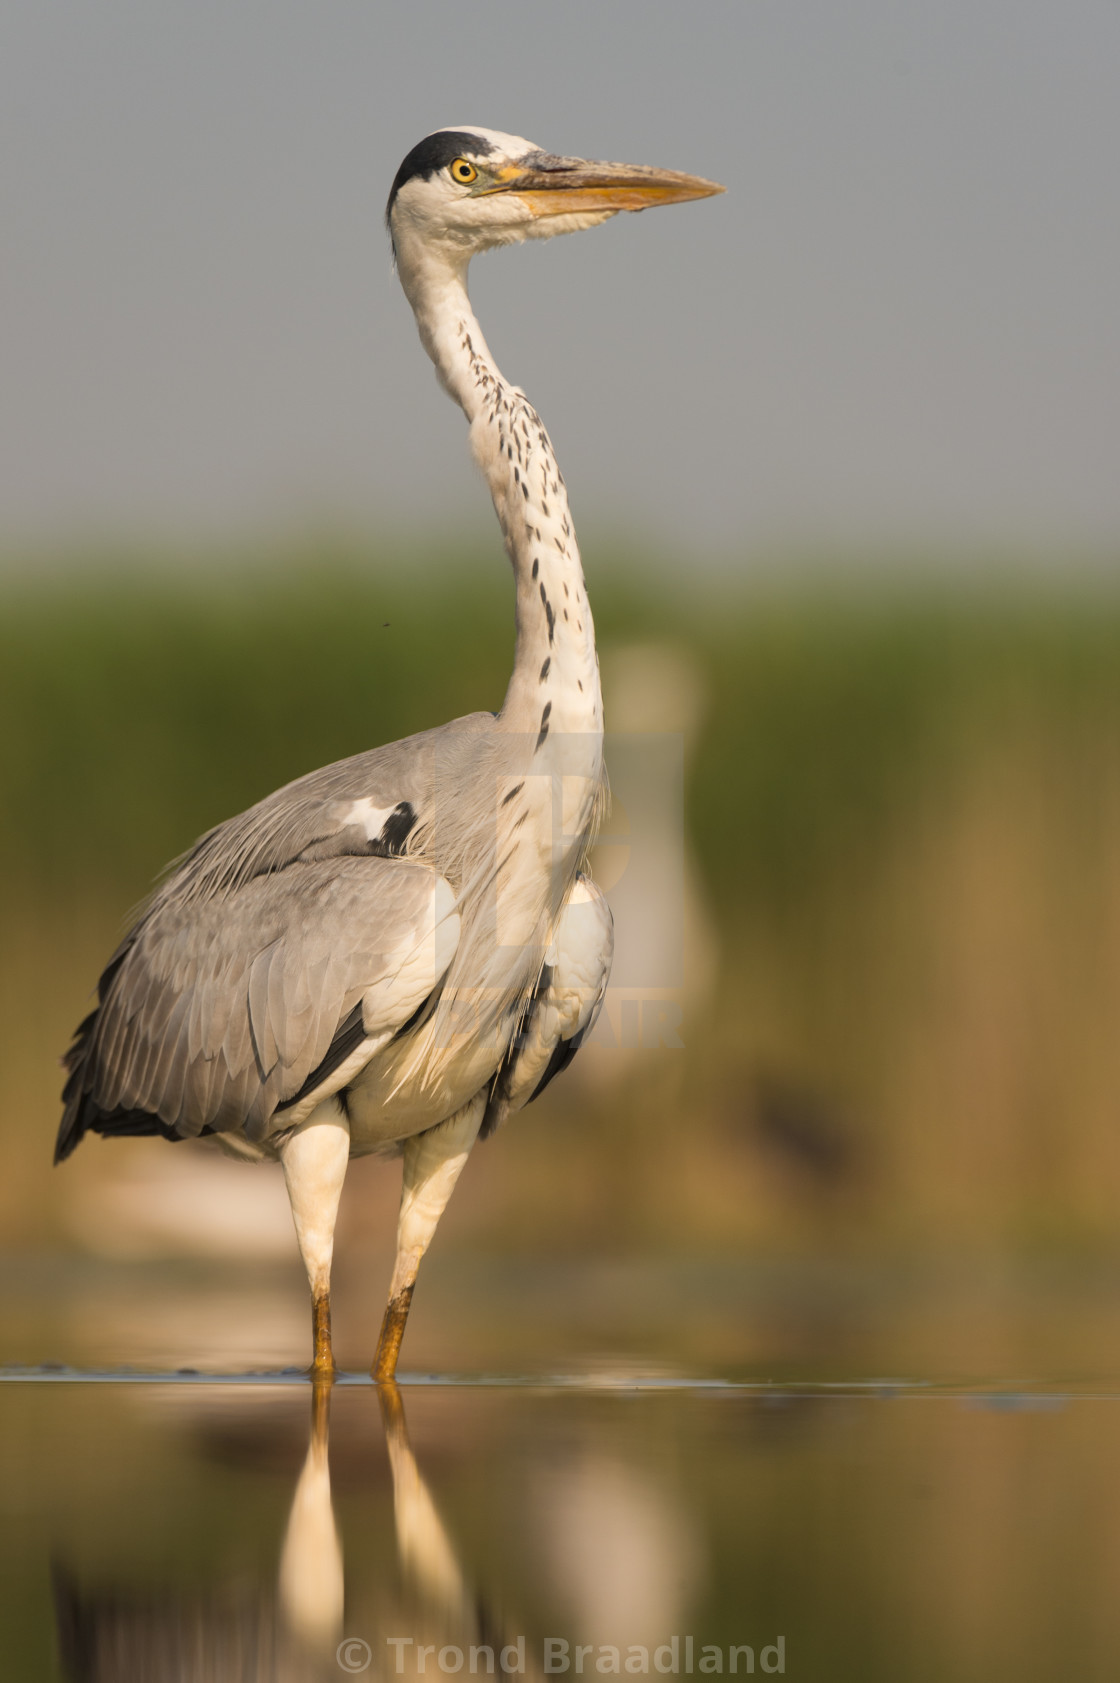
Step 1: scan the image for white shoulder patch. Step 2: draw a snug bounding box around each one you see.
[339,798,401,842]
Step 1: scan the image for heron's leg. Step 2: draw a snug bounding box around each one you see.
[279,1099,351,1378]
[373,1093,485,1382]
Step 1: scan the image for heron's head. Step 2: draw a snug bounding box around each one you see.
[386,126,722,273]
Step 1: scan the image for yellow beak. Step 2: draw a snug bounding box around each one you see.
[483,156,725,218]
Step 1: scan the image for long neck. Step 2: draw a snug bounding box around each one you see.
[400,252,603,744]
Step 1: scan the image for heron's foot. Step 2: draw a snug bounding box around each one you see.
[309,1291,338,1381]
[372,1285,414,1383]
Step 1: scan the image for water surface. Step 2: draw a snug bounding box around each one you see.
[5,1255,1120,1682]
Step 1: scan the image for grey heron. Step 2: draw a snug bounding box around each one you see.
[56,127,722,1380]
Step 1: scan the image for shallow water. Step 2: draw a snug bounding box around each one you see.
[5,1259,1120,1680]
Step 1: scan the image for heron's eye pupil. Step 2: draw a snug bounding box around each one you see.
[451,158,478,184]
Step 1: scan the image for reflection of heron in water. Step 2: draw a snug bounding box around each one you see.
[53,1379,534,1682]
[376,1383,537,1678]
[277,1381,344,1657]
[53,1382,345,1680]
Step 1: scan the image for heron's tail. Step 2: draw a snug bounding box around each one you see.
[55,1009,99,1163]
[55,934,138,1163]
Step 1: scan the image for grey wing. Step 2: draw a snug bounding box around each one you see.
[167,714,494,901]
[56,713,499,1161]
[57,856,460,1159]
[482,874,614,1138]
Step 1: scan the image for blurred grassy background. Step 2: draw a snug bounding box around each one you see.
[3,542,1120,1276]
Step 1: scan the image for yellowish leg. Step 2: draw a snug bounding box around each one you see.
[311,1292,335,1379]
[372,1095,485,1383]
[373,1284,414,1383]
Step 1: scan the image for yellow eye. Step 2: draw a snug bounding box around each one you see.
[450,158,478,184]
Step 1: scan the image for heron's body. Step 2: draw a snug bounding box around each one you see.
[56,127,721,1378]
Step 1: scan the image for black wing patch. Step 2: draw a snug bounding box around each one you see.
[527,1031,582,1105]
[371,801,417,857]
[58,1099,187,1154]
[274,1002,367,1116]
[296,801,417,866]
[479,989,589,1142]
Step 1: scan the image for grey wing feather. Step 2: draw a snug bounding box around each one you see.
[166,714,494,903]
[59,855,459,1156]
[482,874,614,1138]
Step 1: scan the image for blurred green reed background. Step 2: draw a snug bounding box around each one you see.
[3,542,1120,1269]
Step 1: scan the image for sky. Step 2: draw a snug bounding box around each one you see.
[2,0,1119,565]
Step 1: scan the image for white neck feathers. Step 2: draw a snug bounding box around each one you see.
[396,247,603,747]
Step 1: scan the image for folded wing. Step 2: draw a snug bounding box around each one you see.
[57,856,459,1159]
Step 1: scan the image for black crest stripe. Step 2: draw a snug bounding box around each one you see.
[387,131,497,219]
